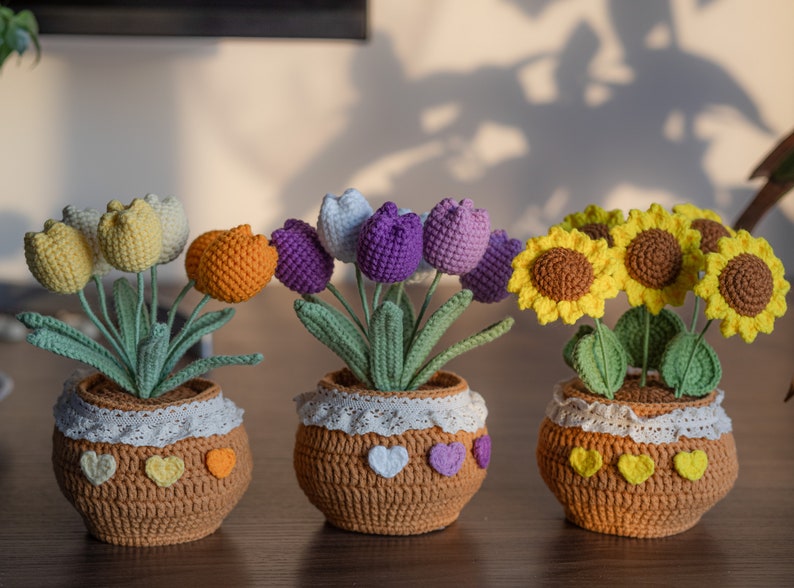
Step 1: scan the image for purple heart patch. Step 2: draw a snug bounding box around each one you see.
[473,435,491,469]
[428,442,466,477]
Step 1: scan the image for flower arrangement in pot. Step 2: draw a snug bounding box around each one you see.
[17,195,277,546]
[270,189,517,535]
[509,203,789,538]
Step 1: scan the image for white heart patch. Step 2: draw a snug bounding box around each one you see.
[80,450,117,486]
[367,445,409,479]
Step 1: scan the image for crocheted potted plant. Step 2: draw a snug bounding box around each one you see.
[17,195,277,546]
[509,203,789,538]
[270,190,517,535]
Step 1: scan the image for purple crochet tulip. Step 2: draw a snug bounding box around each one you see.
[316,188,373,263]
[271,219,334,294]
[357,202,423,283]
[423,198,490,275]
[460,229,523,303]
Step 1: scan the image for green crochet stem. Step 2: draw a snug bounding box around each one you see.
[18,274,262,398]
[295,274,514,391]
[640,306,650,387]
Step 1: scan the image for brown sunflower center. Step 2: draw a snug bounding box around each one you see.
[692,219,730,254]
[579,222,614,247]
[718,253,774,317]
[532,247,594,301]
[625,228,683,289]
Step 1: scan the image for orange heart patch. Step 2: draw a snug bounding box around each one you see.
[206,447,237,479]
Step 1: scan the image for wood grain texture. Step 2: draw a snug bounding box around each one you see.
[1,284,792,587]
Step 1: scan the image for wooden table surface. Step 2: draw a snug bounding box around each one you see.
[1,283,792,587]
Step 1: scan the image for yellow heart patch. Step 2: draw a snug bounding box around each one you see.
[617,454,655,485]
[206,448,237,479]
[145,455,185,488]
[674,450,708,481]
[569,447,603,478]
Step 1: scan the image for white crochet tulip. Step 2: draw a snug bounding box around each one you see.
[61,205,112,276]
[316,188,373,263]
[144,194,190,264]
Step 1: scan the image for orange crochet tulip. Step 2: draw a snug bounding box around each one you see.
[184,229,224,282]
[195,225,278,303]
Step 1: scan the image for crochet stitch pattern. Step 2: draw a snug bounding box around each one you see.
[294,369,488,535]
[272,191,515,392]
[52,375,252,546]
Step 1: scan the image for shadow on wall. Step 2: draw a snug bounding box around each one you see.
[282,0,772,236]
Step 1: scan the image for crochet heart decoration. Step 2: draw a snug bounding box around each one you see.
[368,445,409,479]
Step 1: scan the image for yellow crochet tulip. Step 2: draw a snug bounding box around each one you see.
[98,199,163,273]
[24,220,94,294]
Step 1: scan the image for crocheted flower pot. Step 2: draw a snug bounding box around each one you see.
[536,374,738,538]
[52,372,252,546]
[294,369,491,535]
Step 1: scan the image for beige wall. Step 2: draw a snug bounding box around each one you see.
[2,0,793,282]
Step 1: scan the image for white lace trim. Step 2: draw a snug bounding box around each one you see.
[294,385,488,435]
[53,375,244,448]
[545,380,732,444]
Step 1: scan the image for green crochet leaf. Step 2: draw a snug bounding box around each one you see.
[113,277,149,361]
[22,323,136,393]
[407,316,514,390]
[572,326,627,399]
[613,306,685,370]
[563,324,594,369]
[151,353,263,397]
[660,332,722,398]
[369,301,404,391]
[161,308,235,378]
[384,284,415,351]
[401,289,472,389]
[135,322,170,398]
[294,298,371,387]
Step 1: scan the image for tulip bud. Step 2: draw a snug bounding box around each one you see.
[196,225,278,303]
[144,194,190,264]
[316,188,373,263]
[423,198,490,275]
[271,219,334,294]
[61,205,112,277]
[185,229,225,282]
[24,220,94,294]
[98,199,163,273]
[357,202,423,283]
[460,230,523,303]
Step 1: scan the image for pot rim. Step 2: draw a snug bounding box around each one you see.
[296,368,487,436]
[546,376,732,444]
[319,368,467,400]
[54,371,245,448]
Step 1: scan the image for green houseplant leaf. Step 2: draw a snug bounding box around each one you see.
[401,289,472,389]
[294,298,371,387]
[369,301,404,391]
[563,324,594,369]
[613,306,685,370]
[660,332,722,398]
[407,317,514,390]
[572,325,627,399]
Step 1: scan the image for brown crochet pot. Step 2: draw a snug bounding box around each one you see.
[536,376,738,538]
[52,373,252,546]
[294,369,490,535]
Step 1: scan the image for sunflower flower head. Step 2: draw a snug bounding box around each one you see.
[556,204,625,247]
[508,227,620,325]
[611,204,703,314]
[694,230,789,342]
[672,203,735,254]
